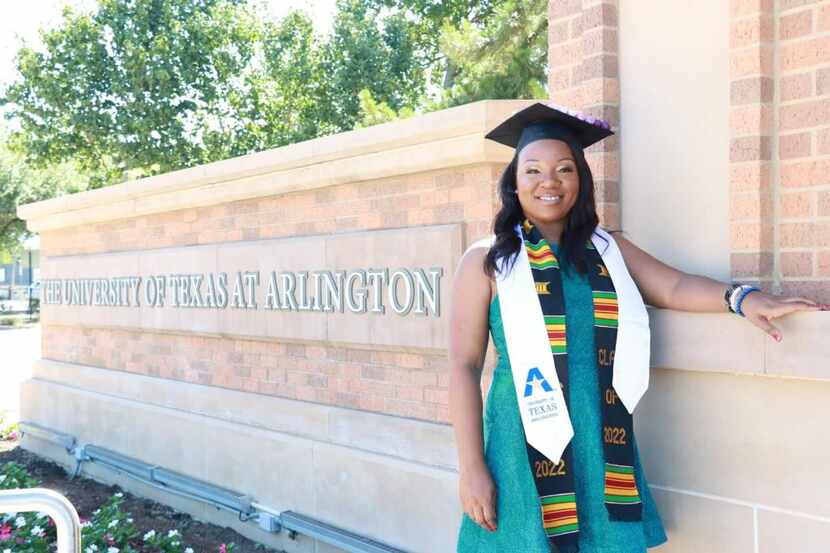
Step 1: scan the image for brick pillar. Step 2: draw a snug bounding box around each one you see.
[729,0,830,300]
[729,0,775,292]
[548,0,621,231]
[776,0,830,299]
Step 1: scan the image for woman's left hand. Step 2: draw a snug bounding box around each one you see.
[739,291,828,342]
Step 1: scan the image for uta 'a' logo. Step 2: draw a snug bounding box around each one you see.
[597,263,610,278]
[524,366,554,397]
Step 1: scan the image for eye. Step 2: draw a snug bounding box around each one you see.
[525,167,539,174]
[558,166,574,173]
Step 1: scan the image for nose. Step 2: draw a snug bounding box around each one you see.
[546,167,565,183]
[539,171,563,187]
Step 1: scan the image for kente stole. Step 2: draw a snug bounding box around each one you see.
[509,218,643,548]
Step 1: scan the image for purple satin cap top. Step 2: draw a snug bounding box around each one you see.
[544,102,612,131]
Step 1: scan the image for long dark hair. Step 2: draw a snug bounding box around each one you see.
[483,137,610,278]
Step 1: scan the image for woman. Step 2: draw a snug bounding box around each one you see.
[450,102,826,553]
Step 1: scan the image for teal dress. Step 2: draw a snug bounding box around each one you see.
[456,242,668,553]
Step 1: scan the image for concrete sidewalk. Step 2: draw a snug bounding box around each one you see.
[0,323,40,423]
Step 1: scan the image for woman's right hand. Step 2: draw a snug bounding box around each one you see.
[449,243,498,532]
[459,461,498,532]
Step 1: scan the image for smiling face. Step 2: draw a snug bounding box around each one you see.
[515,138,580,231]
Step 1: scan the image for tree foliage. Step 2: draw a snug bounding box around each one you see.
[315,0,427,133]
[0,0,550,251]
[1,0,439,185]
[363,0,499,88]
[432,0,548,108]
[0,126,91,256]
[221,9,333,153]
[364,0,547,109]
[2,0,262,185]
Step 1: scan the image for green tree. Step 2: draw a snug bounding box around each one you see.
[361,0,547,114]
[0,128,91,255]
[364,0,500,90]
[2,0,548,190]
[1,0,433,182]
[209,2,428,147]
[316,0,427,133]
[2,0,261,186]
[228,9,335,152]
[354,88,416,128]
[432,0,548,108]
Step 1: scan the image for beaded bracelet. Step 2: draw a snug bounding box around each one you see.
[723,285,735,313]
[724,283,759,316]
[724,283,742,313]
[730,285,746,314]
[724,284,760,317]
[729,284,749,314]
[734,285,760,317]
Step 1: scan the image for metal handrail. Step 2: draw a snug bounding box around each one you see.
[0,488,81,553]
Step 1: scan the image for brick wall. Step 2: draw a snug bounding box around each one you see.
[730,0,830,300]
[775,0,830,299]
[39,164,504,424]
[547,0,829,300]
[729,0,776,289]
[40,167,497,256]
[42,326,454,421]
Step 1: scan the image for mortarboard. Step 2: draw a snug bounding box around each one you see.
[484,101,614,154]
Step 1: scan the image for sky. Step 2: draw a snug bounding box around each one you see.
[0,0,339,90]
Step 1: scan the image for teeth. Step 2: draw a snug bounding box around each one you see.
[538,195,562,201]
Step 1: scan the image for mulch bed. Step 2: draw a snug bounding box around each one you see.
[0,439,287,553]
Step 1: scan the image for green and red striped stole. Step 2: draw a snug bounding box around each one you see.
[604,463,641,504]
[540,492,578,537]
[518,217,643,549]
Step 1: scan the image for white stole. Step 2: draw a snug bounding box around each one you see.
[466,225,650,463]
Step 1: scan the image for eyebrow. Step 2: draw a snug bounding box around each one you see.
[522,157,575,163]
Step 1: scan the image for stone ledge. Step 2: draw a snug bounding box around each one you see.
[17,99,538,232]
[648,306,829,380]
[20,378,461,552]
[30,358,459,470]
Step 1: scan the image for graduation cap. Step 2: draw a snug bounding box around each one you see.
[484,101,614,154]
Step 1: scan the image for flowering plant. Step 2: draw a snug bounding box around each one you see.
[140,527,194,553]
[0,462,203,552]
[79,493,139,553]
[0,463,39,491]
[0,462,53,552]
[0,414,19,442]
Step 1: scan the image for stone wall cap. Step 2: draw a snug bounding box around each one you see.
[17,99,538,231]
